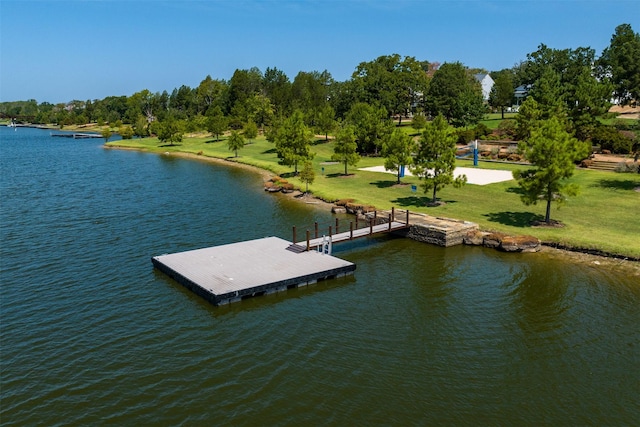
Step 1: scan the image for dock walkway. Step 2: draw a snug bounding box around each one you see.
[291,220,409,252]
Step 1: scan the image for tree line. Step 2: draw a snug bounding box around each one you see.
[1,23,638,157]
[2,23,638,224]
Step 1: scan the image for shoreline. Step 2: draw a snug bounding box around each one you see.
[104,144,640,271]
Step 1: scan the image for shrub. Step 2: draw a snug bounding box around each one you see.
[591,124,634,154]
[455,128,476,144]
[614,162,639,173]
[473,123,490,139]
[494,120,518,140]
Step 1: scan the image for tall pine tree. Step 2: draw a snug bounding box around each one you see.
[411,115,466,204]
[513,117,590,224]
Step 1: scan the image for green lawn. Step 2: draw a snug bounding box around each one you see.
[107,134,640,258]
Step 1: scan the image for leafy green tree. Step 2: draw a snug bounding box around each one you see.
[515,66,571,141]
[517,43,612,134]
[205,106,228,141]
[227,67,263,114]
[515,97,543,140]
[452,86,486,128]
[265,115,284,144]
[101,128,112,143]
[331,125,360,175]
[262,67,292,116]
[119,125,134,140]
[299,161,315,194]
[315,104,336,140]
[291,70,333,116]
[134,116,149,138]
[570,67,614,140]
[126,89,155,124]
[169,85,195,118]
[195,75,227,114]
[382,128,415,184]
[243,120,258,143]
[411,115,466,204]
[513,117,590,224]
[528,66,566,118]
[244,94,274,133]
[274,110,314,175]
[351,54,429,125]
[597,23,640,105]
[346,102,393,154]
[489,71,515,119]
[425,62,483,126]
[328,79,358,120]
[157,117,183,146]
[411,112,427,132]
[227,130,245,157]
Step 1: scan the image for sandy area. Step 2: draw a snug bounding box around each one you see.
[359,166,514,185]
[609,104,640,119]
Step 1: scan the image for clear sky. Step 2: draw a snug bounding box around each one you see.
[1,0,638,104]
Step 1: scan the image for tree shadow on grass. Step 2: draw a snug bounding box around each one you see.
[159,144,182,148]
[370,180,397,189]
[325,172,357,178]
[506,186,525,195]
[592,178,640,191]
[483,211,542,228]
[392,196,458,207]
[262,148,277,154]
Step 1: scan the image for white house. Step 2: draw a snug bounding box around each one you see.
[474,73,494,101]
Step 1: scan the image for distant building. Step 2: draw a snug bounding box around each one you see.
[514,85,531,105]
[474,73,495,101]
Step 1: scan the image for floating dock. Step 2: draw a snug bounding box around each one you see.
[51,132,102,139]
[152,237,355,305]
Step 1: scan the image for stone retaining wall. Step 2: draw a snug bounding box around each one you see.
[407,221,478,247]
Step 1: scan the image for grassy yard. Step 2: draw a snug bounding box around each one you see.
[107,134,640,258]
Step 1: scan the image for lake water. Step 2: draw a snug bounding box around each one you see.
[1,127,638,425]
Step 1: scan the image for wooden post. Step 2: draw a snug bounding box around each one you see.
[350,222,354,240]
[369,219,373,235]
[392,207,395,222]
[388,214,392,231]
[306,230,310,251]
[374,210,377,224]
[355,216,359,230]
[335,218,339,234]
[314,222,319,239]
[406,209,409,226]
[292,226,297,244]
[329,225,333,237]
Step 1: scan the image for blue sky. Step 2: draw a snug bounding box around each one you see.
[1,0,638,103]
